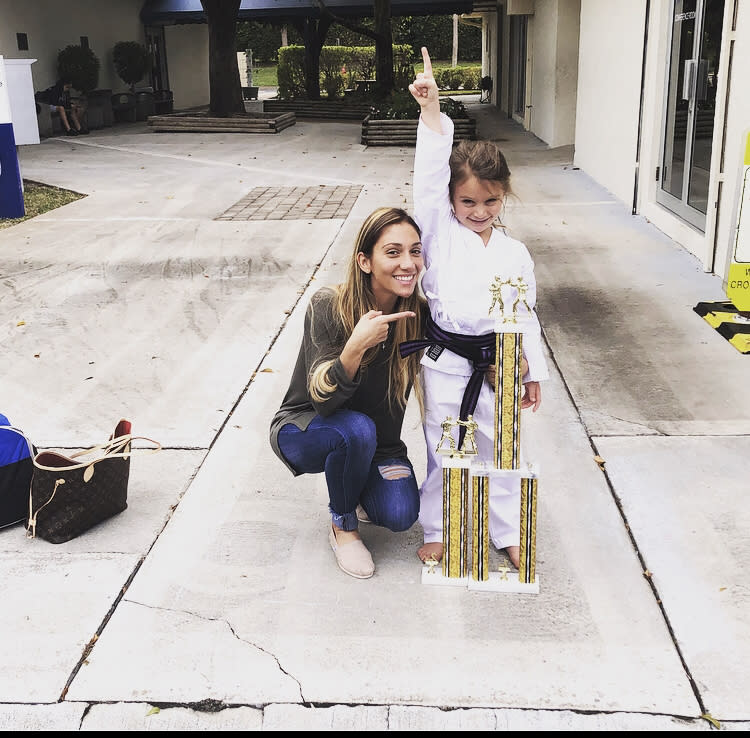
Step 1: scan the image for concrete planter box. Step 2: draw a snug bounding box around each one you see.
[360,114,476,146]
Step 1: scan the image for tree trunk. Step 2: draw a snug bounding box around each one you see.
[281,26,288,47]
[373,0,394,96]
[201,0,244,116]
[292,17,332,100]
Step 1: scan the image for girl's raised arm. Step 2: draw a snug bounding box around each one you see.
[409,46,442,133]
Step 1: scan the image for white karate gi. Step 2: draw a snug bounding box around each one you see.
[413,113,549,548]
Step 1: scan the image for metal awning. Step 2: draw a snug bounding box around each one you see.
[141,0,476,25]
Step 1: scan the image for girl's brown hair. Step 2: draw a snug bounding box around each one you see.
[449,140,513,226]
[309,207,425,411]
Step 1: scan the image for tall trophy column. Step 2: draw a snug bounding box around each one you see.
[469,276,540,593]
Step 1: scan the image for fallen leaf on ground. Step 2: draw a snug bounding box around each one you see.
[593,455,606,470]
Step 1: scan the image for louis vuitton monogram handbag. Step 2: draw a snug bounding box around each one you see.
[27,419,161,544]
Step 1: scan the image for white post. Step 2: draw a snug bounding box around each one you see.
[452,14,459,68]
[246,49,254,88]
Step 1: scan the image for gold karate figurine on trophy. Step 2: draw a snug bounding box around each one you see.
[422,275,540,594]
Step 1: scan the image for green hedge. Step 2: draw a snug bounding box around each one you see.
[277,44,415,99]
[434,66,481,91]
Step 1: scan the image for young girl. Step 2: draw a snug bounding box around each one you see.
[405,47,548,568]
[269,207,427,579]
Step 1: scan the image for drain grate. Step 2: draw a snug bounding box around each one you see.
[216,185,363,221]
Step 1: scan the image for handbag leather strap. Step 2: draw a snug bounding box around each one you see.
[32,434,162,472]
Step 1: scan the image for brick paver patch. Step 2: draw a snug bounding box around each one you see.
[216,185,363,221]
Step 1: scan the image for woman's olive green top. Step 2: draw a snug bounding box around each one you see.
[269,286,417,475]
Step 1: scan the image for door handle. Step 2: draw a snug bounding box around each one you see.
[682,59,696,101]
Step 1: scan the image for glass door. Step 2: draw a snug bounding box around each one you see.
[657,0,725,230]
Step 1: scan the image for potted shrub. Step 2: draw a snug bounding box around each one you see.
[57,44,100,95]
[113,41,152,120]
[113,41,150,92]
[243,48,259,102]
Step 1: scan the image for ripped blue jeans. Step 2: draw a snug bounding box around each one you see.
[277,410,420,533]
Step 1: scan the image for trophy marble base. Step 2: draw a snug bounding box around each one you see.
[468,573,540,594]
[421,567,540,593]
[420,568,469,587]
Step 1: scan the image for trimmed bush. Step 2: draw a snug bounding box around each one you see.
[277,46,306,99]
[57,44,100,93]
[435,66,481,91]
[113,41,151,92]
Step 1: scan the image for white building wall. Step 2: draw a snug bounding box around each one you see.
[574,0,647,206]
[165,24,209,111]
[528,0,579,148]
[529,2,557,144]
[481,11,499,105]
[0,0,209,112]
[553,1,580,147]
[0,0,144,94]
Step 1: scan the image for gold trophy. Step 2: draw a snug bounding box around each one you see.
[430,416,477,584]
[422,275,540,594]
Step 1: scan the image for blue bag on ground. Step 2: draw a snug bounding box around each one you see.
[0,414,35,529]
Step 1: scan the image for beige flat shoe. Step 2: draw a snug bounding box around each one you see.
[356,504,371,524]
[328,526,374,579]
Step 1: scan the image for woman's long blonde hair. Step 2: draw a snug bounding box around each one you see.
[310,207,425,411]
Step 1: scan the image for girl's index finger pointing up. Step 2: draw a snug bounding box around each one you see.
[421,47,432,76]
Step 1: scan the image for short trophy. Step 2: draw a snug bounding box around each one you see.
[422,275,540,594]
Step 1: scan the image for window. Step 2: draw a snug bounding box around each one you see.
[17,33,29,51]
[80,36,89,50]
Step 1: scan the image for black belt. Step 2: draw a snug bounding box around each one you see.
[399,314,496,449]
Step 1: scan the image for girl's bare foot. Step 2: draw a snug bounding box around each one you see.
[418,542,444,563]
[505,545,520,568]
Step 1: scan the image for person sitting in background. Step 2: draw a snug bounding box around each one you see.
[37,79,88,136]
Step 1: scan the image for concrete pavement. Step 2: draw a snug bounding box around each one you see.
[1,96,748,730]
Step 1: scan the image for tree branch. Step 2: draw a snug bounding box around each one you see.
[313,0,378,41]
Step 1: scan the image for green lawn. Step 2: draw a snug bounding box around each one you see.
[0,181,85,230]
[252,65,278,87]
